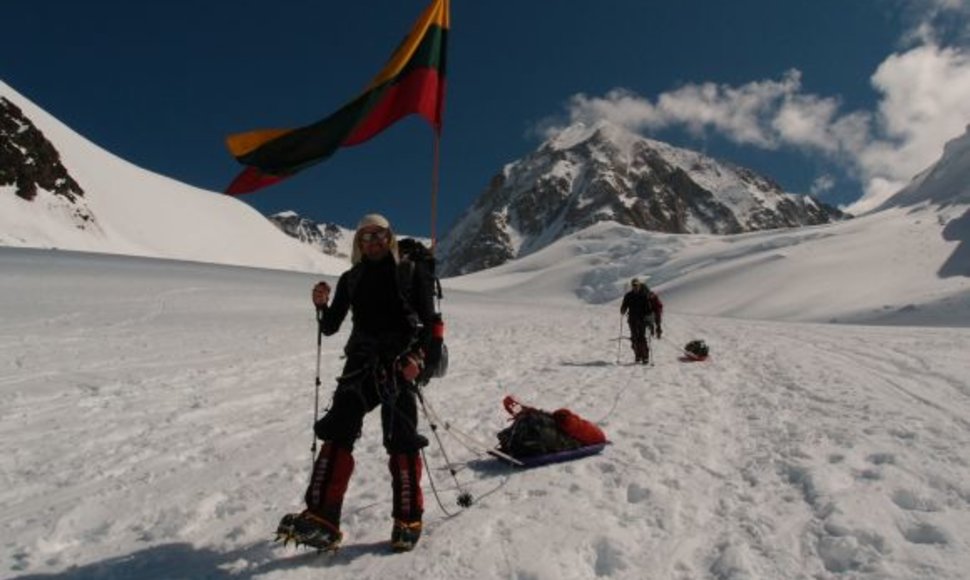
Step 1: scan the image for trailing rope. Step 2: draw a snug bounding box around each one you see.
[591,359,641,426]
[420,391,501,456]
[414,387,474,512]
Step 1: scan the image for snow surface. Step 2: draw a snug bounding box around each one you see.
[3,237,970,580]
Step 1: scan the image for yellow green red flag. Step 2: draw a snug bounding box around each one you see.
[225,0,449,195]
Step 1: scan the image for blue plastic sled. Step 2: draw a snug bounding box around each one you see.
[488,442,610,468]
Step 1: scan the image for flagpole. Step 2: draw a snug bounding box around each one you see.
[430,129,441,251]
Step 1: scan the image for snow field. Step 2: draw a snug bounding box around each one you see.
[3,250,970,579]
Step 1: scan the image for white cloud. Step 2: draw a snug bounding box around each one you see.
[543,40,970,215]
[849,42,970,212]
[811,175,836,196]
[558,71,805,149]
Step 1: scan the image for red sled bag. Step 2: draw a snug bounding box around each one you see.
[499,396,607,454]
[552,408,607,446]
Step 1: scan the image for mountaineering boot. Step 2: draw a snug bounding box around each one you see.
[390,519,423,552]
[276,441,354,551]
[305,442,355,526]
[389,452,424,551]
[276,511,343,551]
[632,338,646,364]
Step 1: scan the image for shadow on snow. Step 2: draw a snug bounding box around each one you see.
[11,537,398,579]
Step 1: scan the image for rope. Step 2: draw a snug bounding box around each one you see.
[591,360,640,426]
[420,446,460,518]
[414,388,474,508]
[420,392,498,457]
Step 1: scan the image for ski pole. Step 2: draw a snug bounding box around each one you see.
[617,314,623,364]
[647,333,653,366]
[311,307,323,469]
[414,387,474,511]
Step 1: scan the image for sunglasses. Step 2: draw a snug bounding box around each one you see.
[359,229,389,243]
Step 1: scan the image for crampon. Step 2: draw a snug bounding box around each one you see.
[275,511,343,552]
[390,519,422,552]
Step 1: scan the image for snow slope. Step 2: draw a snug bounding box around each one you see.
[880,125,970,209]
[0,81,344,274]
[3,246,970,580]
[445,203,970,327]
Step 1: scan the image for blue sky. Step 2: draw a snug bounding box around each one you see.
[4,0,970,237]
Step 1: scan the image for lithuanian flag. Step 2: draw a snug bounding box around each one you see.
[225,0,449,195]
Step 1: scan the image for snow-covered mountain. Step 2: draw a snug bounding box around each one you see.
[0,96,85,205]
[439,125,970,326]
[437,121,846,276]
[267,211,353,260]
[0,80,345,274]
[879,124,970,210]
[267,210,435,263]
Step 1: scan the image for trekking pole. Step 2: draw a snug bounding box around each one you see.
[647,333,654,367]
[414,388,474,511]
[617,314,623,364]
[311,308,323,469]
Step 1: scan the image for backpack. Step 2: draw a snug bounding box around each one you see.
[640,286,654,316]
[684,339,709,358]
[397,238,448,382]
[496,396,606,458]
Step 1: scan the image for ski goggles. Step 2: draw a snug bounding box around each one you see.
[359,229,390,243]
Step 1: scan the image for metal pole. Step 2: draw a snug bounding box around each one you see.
[311,308,323,468]
[430,131,441,251]
[617,313,623,365]
[647,333,653,366]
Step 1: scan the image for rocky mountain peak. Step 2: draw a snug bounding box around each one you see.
[436,120,847,277]
[267,211,351,258]
[1,97,84,202]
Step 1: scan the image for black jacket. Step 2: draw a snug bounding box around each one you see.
[620,288,651,319]
[321,253,436,366]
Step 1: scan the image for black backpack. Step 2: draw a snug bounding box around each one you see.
[397,238,448,383]
[497,409,582,458]
[685,339,709,358]
[397,238,443,301]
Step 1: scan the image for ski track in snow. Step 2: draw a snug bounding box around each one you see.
[2,253,970,579]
